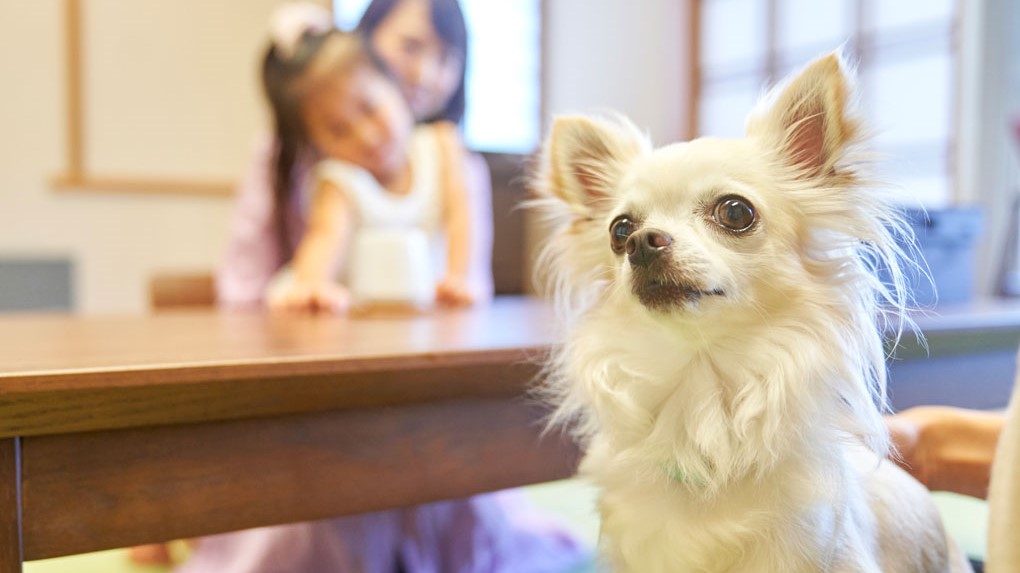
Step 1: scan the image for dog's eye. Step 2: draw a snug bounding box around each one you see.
[609,216,635,253]
[712,196,756,232]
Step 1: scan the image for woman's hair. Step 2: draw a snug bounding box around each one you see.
[356,0,468,124]
[262,29,372,259]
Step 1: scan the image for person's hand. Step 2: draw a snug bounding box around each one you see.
[128,543,174,565]
[886,405,1001,499]
[267,280,350,314]
[886,407,944,487]
[435,275,473,307]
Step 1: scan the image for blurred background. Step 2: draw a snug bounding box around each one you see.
[4,3,1017,571]
[1,0,1018,314]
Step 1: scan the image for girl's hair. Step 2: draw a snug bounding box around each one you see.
[356,0,468,124]
[262,29,372,259]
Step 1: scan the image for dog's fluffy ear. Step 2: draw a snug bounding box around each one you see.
[747,52,860,179]
[532,115,649,314]
[545,115,649,213]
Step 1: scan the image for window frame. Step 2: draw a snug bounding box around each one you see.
[689,0,961,207]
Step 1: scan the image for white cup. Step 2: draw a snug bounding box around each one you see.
[348,227,433,309]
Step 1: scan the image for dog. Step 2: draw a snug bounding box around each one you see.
[531,53,972,573]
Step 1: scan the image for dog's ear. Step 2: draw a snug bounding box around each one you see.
[747,52,860,179]
[545,115,649,212]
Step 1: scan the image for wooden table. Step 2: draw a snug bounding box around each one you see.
[0,297,579,572]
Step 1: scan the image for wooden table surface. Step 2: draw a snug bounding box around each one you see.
[0,297,579,569]
[0,297,563,437]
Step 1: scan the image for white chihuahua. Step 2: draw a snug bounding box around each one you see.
[532,53,972,573]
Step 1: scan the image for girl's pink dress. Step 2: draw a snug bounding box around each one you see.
[178,139,589,573]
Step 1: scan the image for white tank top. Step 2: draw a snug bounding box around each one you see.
[315,125,443,234]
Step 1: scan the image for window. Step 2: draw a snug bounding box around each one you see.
[334,0,542,153]
[696,0,957,207]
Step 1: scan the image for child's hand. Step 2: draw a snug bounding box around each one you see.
[435,275,474,307]
[268,281,350,314]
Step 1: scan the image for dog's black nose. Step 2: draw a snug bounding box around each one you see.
[626,228,673,267]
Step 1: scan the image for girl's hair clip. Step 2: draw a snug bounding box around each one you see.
[269,2,333,60]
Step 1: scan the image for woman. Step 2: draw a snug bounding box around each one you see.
[358,0,468,124]
[163,2,588,572]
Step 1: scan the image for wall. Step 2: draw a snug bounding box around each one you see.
[0,1,286,314]
[543,0,690,147]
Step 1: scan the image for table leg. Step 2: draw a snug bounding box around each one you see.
[0,438,22,573]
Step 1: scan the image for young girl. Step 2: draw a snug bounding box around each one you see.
[263,8,476,313]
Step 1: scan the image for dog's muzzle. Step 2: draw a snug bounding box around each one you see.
[627,229,723,310]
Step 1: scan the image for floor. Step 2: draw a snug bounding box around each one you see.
[23,479,985,573]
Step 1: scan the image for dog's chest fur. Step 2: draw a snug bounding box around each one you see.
[563,303,881,572]
[589,449,876,573]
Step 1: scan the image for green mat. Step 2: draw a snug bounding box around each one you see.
[25,551,169,573]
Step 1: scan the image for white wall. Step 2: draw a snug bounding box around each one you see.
[0,1,287,314]
[544,0,691,146]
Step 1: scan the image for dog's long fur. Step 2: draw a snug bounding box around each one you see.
[532,53,971,573]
